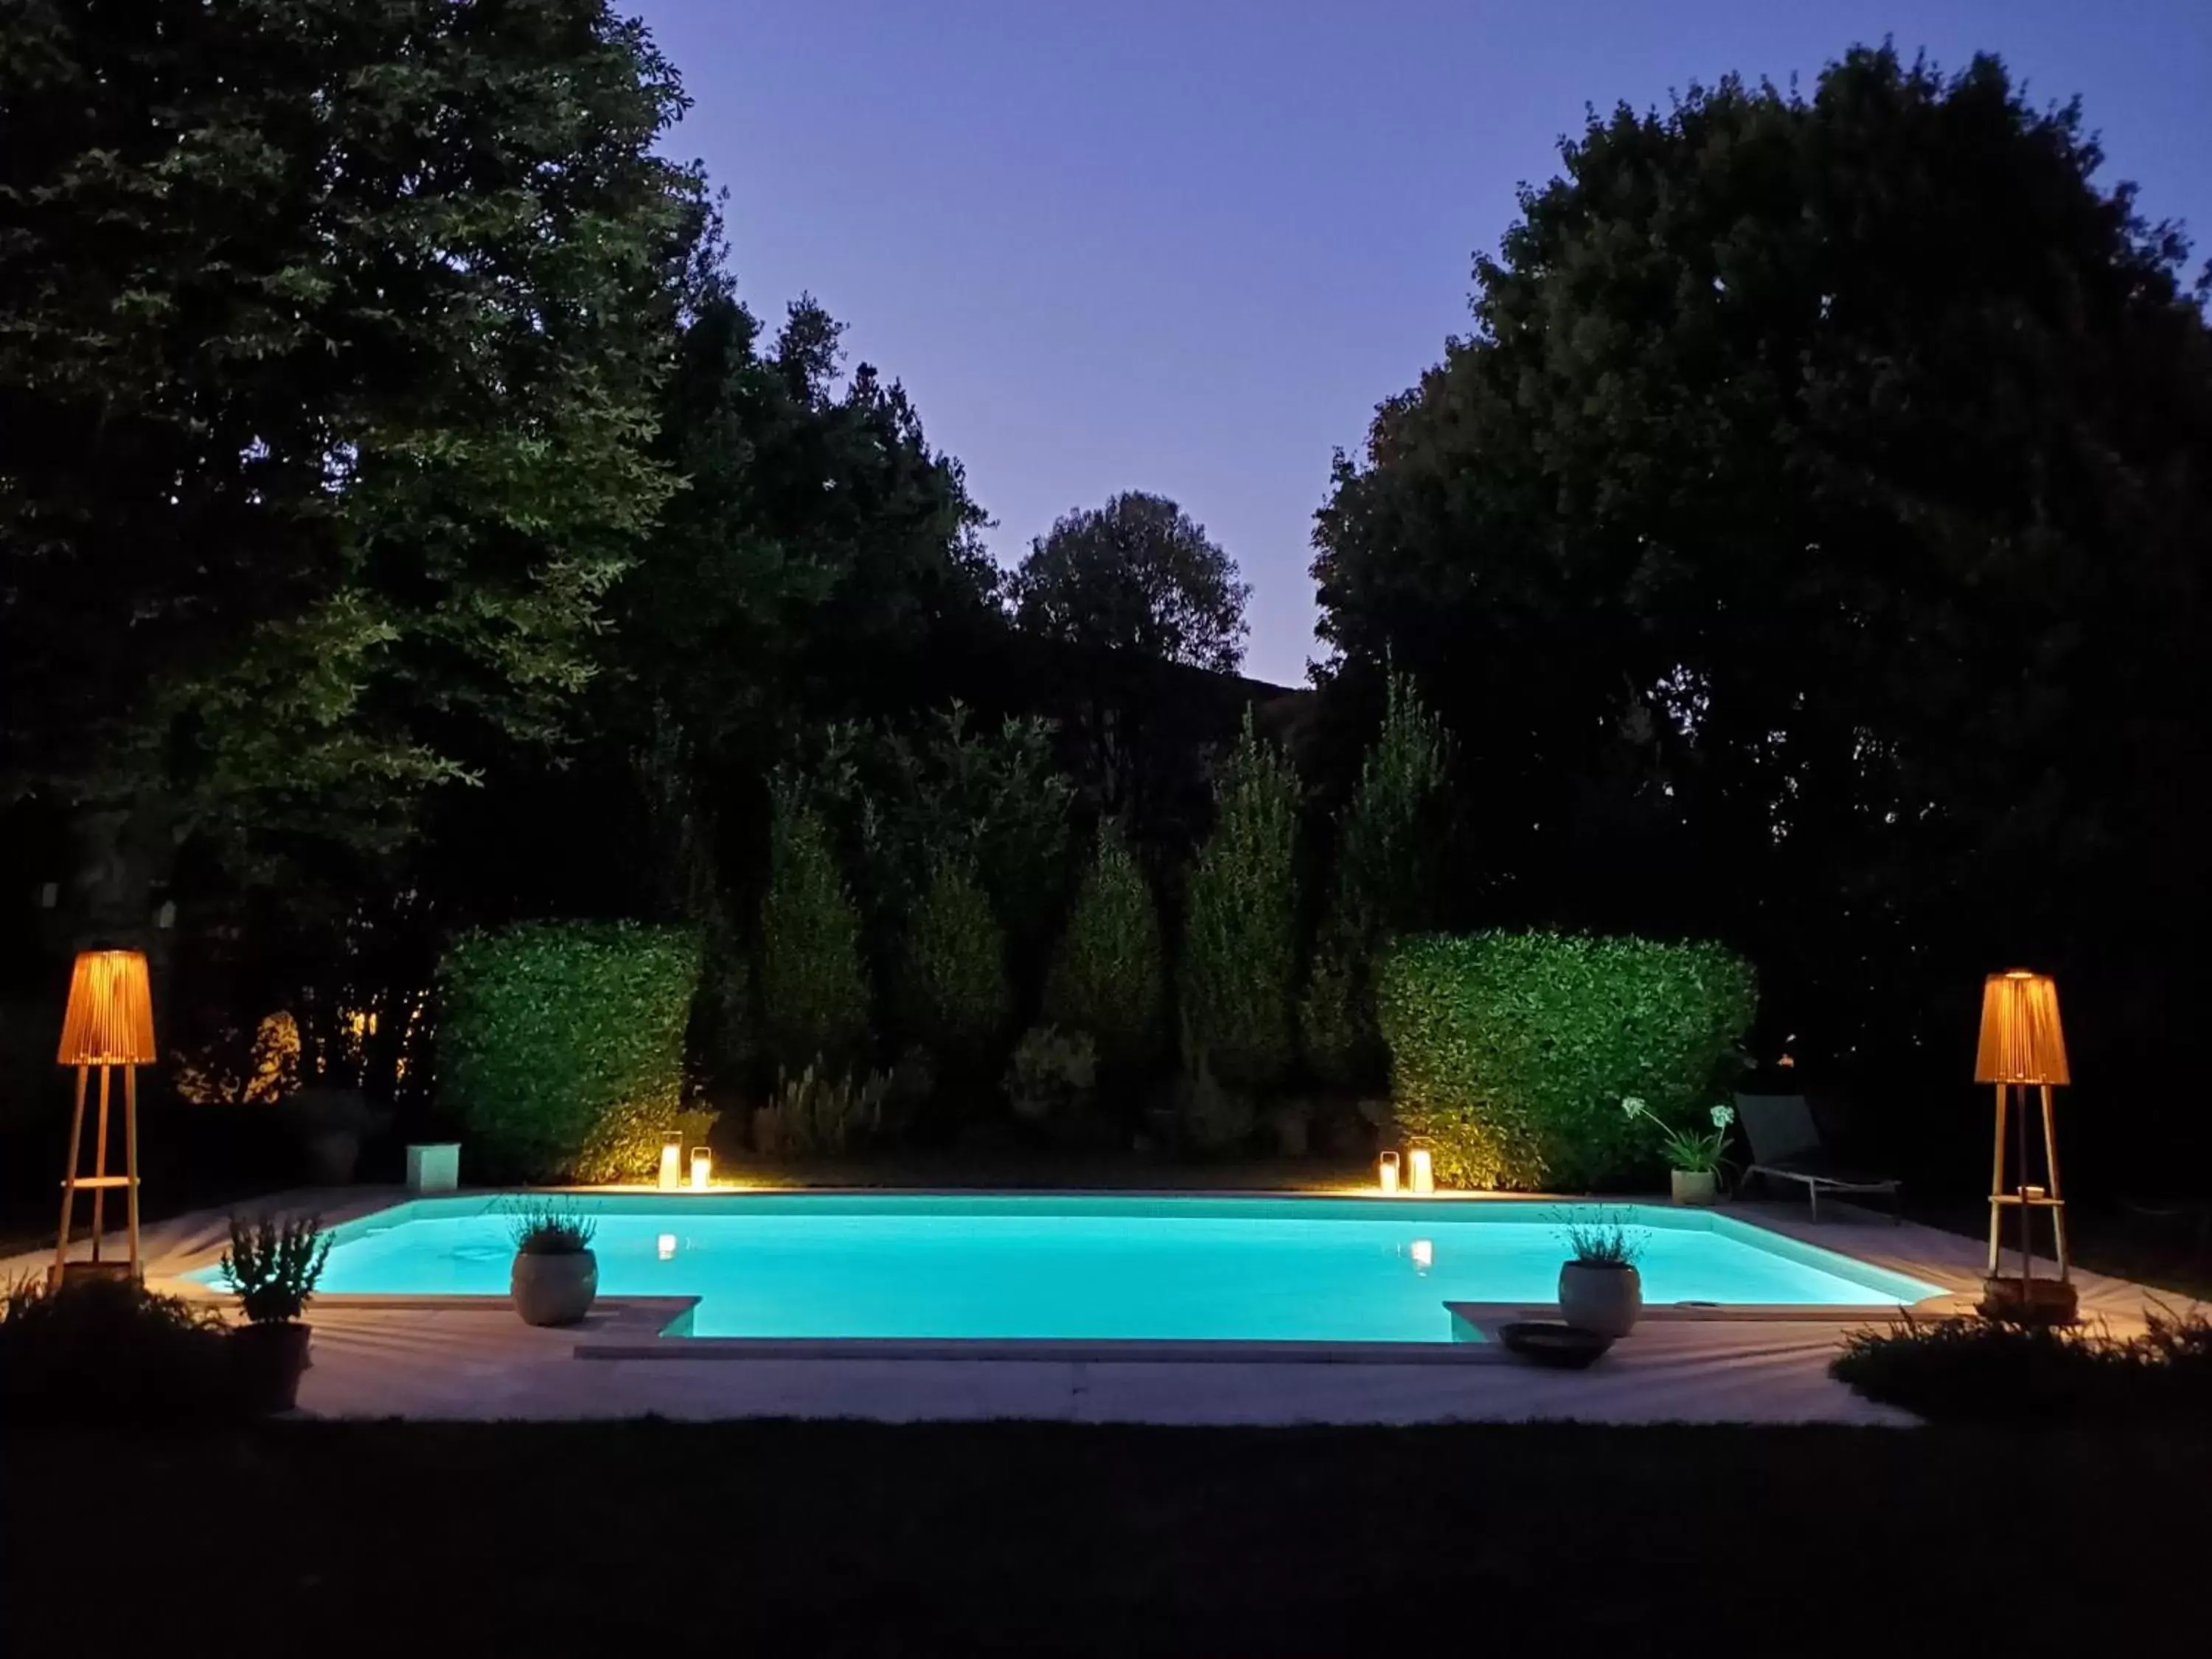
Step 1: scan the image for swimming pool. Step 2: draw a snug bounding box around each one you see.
[196,1195,1946,1343]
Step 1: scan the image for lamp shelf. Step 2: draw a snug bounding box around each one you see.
[60,1175,136,1191]
[1988,1193,2065,1208]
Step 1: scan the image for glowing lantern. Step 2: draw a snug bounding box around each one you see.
[52,950,157,1284]
[1408,1147,1436,1196]
[658,1133,684,1192]
[1378,1151,1401,1194]
[689,1147,712,1191]
[1975,970,2072,1316]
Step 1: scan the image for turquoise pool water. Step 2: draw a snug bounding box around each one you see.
[201,1196,1942,1342]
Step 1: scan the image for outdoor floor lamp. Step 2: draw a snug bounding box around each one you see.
[52,949,157,1286]
[1975,970,2073,1318]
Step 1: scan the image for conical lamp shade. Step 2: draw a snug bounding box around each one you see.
[1974,970,2067,1085]
[56,950,157,1065]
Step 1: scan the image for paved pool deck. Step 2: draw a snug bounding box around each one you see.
[13,1189,2196,1427]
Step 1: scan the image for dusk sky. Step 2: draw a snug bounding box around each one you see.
[627,1,2212,686]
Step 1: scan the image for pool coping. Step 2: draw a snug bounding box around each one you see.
[88,1183,2003,1364]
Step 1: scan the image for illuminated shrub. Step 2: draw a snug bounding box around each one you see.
[1377,931,1756,1189]
[437,922,700,1182]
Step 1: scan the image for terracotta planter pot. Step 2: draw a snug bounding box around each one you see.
[1557,1261,1643,1338]
[510,1249,598,1326]
[231,1321,314,1413]
[1670,1169,1718,1206]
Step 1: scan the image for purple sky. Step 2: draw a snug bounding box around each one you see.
[627,1,2212,686]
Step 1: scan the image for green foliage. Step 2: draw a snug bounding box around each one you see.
[218,1214,333,1324]
[1007,491,1252,672]
[1311,46,2212,1114]
[1555,1210,1649,1267]
[1004,1026,1098,1124]
[504,1200,599,1257]
[0,0,707,869]
[1042,822,1166,1071]
[1179,714,1300,1091]
[0,1276,235,1423]
[1376,931,1757,1189]
[756,785,872,1076]
[1832,1309,2212,1425]
[1301,671,1454,1091]
[437,922,702,1183]
[813,706,1071,961]
[897,856,1012,1066]
[773,1062,891,1156]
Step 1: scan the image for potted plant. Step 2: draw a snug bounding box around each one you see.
[291,1084,386,1186]
[1556,1211,1646,1338]
[507,1200,599,1326]
[1623,1096,1735,1206]
[219,1212,333,1413]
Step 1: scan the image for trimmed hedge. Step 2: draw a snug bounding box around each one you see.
[437,922,702,1183]
[1377,931,1756,1189]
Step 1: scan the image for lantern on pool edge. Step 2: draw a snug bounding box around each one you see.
[658,1132,684,1191]
[689,1147,712,1191]
[1377,1150,1401,1194]
[1408,1145,1436,1196]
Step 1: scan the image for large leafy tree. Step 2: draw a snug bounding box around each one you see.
[0,0,703,914]
[1312,48,2212,1121]
[1009,492,1251,672]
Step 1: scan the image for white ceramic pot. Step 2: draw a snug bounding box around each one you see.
[510,1249,599,1326]
[1557,1261,1643,1338]
[1670,1168,1718,1206]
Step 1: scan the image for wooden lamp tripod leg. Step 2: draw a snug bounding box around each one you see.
[2040,1082,2068,1282]
[52,1064,88,1284]
[125,1057,142,1283]
[1985,1082,2008,1278]
[89,1064,111,1265]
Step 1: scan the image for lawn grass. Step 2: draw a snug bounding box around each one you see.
[12,1419,2206,1653]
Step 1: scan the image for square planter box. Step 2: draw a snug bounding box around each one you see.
[405,1142,461,1195]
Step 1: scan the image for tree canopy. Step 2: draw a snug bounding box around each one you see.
[0,0,706,888]
[1008,493,1251,673]
[1312,46,2212,1088]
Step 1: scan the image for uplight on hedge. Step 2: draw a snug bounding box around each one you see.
[689,1147,712,1190]
[658,1133,684,1192]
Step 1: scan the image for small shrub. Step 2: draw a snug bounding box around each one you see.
[437,921,702,1183]
[1555,1209,1648,1267]
[776,1061,891,1155]
[1377,931,1756,1189]
[897,855,1012,1065]
[0,1276,235,1423]
[219,1214,332,1324]
[757,782,872,1075]
[1831,1307,2212,1424]
[504,1199,598,1256]
[1043,821,1166,1071]
[1179,714,1299,1091]
[1005,1025,1098,1124]
[1175,1052,1256,1152]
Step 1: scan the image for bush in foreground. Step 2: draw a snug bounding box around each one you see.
[437,921,701,1182]
[1377,931,1756,1189]
[0,1276,235,1423]
[1832,1308,2212,1423]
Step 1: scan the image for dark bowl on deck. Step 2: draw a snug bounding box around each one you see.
[1498,1321,1615,1368]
